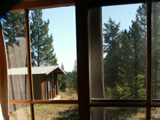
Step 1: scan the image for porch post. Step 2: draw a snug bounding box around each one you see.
[55,73,58,95]
[89,7,105,120]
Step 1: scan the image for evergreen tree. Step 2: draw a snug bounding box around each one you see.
[72,60,77,92]
[103,4,148,99]
[135,3,147,99]
[2,12,25,47]
[58,63,66,92]
[65,60,77,92]
[152,2,160,99]
[30,9,57,66]
[103,18,121,98]
[129,20,143,99]
[117,29,133,99]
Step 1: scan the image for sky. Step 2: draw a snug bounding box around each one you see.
[41,3,141,72]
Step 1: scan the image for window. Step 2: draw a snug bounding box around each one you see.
[76,0,155,120]
[1,1,78,120]
[0,0,158,119]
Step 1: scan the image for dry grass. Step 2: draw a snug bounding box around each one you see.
[34,104,78,120]
[9,88,78,120]
[58,88,78,100]
[10,90,160,120]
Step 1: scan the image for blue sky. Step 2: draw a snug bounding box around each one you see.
[41,3,141,72]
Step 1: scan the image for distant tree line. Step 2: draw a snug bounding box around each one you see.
[2,10,77,93]
[58,60,77,93]
[2,9,57,66]
[3,3,160,98]
[104,3,160,99]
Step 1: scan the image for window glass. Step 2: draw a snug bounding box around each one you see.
[29,7,77,100]
[152,1,160,99]
[90,3,147,100]
[9,104,31,120]
[34,104,78,119]
[91,107,146,119]
[151,107,160,119]
[2,12,30,101]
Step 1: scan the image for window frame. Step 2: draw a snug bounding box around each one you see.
[76,0,153,120]
[0,0,157,119]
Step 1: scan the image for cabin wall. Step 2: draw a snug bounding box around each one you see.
[33,74,46,100]
[9,75,29,113]
[33,72,57,100]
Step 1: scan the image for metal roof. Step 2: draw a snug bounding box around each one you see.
[8,65,66,75]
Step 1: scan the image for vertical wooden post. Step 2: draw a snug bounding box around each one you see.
[89,7,105,120]
[52,72,54,99]
[25,9,35,120]
[55,74,58,95]
[146,0,152,119]
[76,0,90,119]
[46,75,49,100]
[0,22,9,120]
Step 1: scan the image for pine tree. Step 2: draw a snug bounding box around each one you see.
[118,29,133,99]
[58,63,66,92]
[135,3,147,99]
[2,12,25,47]
[30,9,57,66]
[129,20,142,99]
[65,60,77,92]
[103,18,121,98]
[152,2,160,99]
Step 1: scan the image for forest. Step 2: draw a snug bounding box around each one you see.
[2,2,160,100]
[2,2,160,119]
[103,2,160,100]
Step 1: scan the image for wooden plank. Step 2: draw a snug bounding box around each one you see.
[9,100,78,104]
[76,0,90,119]
[25,9,35,120]
[89,7,105,120]
[55,74,58,95]
[89,102,147,107]
[88,0,147,8]
[9,0,75,12]
[46,75,49,100]
[0,23,9,120]
[52,72,54,99]
[146,0,152,119]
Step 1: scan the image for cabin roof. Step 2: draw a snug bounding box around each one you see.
[8,65,66,75]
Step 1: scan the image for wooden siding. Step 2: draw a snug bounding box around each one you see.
[33,74,46,100]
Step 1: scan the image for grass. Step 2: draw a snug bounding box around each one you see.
[9,88,78,120]
[9,89,160,120]
[34,104,78,120]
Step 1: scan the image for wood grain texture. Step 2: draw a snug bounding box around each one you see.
[0,23,9,120]
[76,0,90,119]
[9,100,78,104]
[146,0,152,119]
[25,9,35,120]
[9,0,75,12]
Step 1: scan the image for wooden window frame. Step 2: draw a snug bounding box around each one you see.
[76,0,153,120]
[0,0,157,119]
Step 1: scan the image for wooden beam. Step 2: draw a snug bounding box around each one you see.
[0,22,9,120]
[46,75,49,100]
[146,0,152,119]
[25,9,35,120]
[88,0,146,8]
[9,100,78,104]
[55,73,58,95]
[9,0,75,12]
[76,0,90,119]
[89,102,147,107]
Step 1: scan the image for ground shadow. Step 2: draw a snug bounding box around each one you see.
[55,108,78,120]
[105,108,146,120]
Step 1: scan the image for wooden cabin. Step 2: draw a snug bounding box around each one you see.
[8,66,65,100]
[8,66,65,112]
